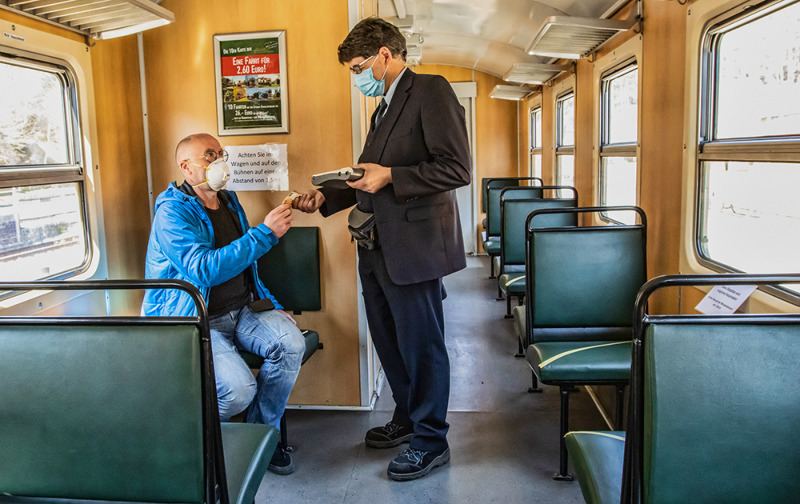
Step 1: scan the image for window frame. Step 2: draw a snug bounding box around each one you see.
[554,89,575,191]
[529,100,543,179]
[598,58,639,224]
[0,20,107,313]
[683,0,800,307]
[0,48,93,285]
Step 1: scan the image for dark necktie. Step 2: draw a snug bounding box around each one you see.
[374,98,388,129]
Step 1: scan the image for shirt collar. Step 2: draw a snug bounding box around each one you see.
[383,67,407,106]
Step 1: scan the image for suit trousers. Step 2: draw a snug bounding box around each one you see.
[358,246,451,452]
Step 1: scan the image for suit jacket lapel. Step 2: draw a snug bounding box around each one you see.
[360,69,414,163]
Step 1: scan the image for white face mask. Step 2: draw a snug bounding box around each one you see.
[192,158,230,191]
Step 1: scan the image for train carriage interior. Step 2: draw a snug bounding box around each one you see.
[1,0,799,502]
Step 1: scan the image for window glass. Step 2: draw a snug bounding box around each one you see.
[0,183,87,281]
[531,107,542,149]
[0,61,70,166]
[557,94,574,147]
[557,155,574,196]
[604,67,638,145]
[531,154,542,179]
[601,156,637,224]
[700,161,800,276]
[714,1,800,139]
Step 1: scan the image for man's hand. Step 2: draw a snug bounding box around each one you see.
[263,204,292,238]
[347,163,392,193]
[276,309,297,325]
[294,189,326,213]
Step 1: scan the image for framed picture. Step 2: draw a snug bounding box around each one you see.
[213,30,288,135]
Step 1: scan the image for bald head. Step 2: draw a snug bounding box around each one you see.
[175,133,218,166]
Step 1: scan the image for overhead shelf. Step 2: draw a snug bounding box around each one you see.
[0,0,174,40]
[489,84,533,101]
[526,16,636,59]
[503,63,571,85]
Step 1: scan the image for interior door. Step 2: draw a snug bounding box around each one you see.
[450,82,477,255]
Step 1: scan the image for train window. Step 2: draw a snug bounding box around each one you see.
[529,106,542,178]
[697,0,800,295]
[600,63,638,224]
[0,55,89,282]
[556,91,574,196]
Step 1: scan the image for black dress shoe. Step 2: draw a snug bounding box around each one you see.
[268,446,295,475]
[387,447,450,481]
[365,421,414,448]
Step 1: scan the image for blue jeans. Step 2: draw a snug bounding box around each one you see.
[209,305,304,428]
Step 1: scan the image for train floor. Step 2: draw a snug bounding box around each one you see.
[258,255,606,503]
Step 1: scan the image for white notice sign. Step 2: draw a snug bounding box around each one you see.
[225,144,288,191]
[695,284,758,314]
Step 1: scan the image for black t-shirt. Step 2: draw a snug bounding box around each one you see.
[203,202,252,316]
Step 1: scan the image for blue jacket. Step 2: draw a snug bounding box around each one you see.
[142,182,281,317]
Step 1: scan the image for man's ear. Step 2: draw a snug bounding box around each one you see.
[378,45,393,63]
[178,159,191,176]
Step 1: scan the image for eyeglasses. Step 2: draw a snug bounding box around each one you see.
[349,54,377,75]
[186,149,228,164]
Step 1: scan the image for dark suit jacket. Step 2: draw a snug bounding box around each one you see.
[320,69,471,285]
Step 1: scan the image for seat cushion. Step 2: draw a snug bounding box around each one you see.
[498,273,526,295]
[565,431,624,504]
[483,237,500,255]
[221,422,280,504]
[512,305,526,346]
[526,340,631,383]
[241,329,319,368]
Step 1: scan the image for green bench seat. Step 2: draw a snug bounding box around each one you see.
[0,280,277,504]
[483,178,542,278]
[252,226,322,453]
[567,274,800,504]
[522,206,647,479]
[497,187,576,317]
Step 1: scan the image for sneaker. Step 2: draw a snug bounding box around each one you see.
[365,421,414,448]
[387,447,450,481]
[267,446,295,475]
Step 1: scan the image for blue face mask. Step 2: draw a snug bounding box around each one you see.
[353,55,388,97]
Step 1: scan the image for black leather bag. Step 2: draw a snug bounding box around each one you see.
[348,206,378,250]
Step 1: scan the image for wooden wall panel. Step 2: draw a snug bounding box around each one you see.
[91,37,151,315]
[143,0,359,406]
[639,0,687,314]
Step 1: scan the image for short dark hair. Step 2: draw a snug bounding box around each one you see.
[337,17,406,64]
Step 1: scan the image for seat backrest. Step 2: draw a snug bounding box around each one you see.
[257,226,321,312]
[500,187,576,268]
[625,274,800,504]
[482,177,543,212]
[486,186,543,236]
[527,207,646,343]
[0,323,206,504]
[641,322,800,503]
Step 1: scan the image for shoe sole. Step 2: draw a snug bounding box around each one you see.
[365,433,414,449]
[387,449,450,482]
[268,460,296,475]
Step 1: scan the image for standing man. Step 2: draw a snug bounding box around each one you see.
[143,132,305,475]
[295,17,471,481]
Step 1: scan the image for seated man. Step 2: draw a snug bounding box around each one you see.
[142,132,305,475]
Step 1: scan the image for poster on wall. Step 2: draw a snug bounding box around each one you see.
[213,30,288,136]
